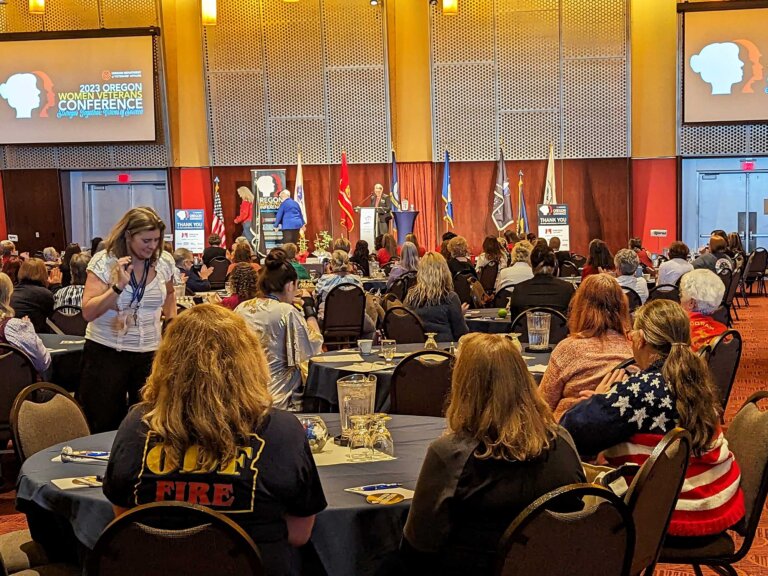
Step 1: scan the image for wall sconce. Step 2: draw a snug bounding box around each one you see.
[29,0,45,15]
[201,0,217,26]
[442,0,457,15]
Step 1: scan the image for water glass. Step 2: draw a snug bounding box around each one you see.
[526,311,551,351]
[369,414,394,458]
[381,339,397,364]
[348,415,372,462]
[424,333,438,350]
[337,374,377,439]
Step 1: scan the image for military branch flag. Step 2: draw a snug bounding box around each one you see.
[543,142,557,205]
[338,152,355,232]
[390,150,401,212]
[442,150,454,228]
[516,171,529,237]
[491,148,514,231]
[294,150,307,229]
[211,176,226,247]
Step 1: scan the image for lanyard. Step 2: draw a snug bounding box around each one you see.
[129,259,152,309]
[266,294,281,302]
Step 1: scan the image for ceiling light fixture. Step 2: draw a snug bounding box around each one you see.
[201,0,216,25]
[29,0,45,14]
[442,0,458,15]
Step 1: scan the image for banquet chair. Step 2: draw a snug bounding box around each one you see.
[0,344,39,454]
[207,257,230,290]
[722,266,742,324]
[0,530,78,576]
[48,306,87,337]
[453,272,473,306]
[390,350,454,417]
[558,260,580,278]
[657,392,768,576]
[495,484,635,576]
[624,428,691,576]
[699,329,742,419]
[622,287,642,312]
[510,307,569,346]
[647,284,680,303]
[86,501,264,576]
[743,248,767,295]
[321,284,366,350]
[478,261,499,293]
[494,288,514,309]
[382,307,426,344]
[569,254,587,268]
[11,382,90,463]
[711,305,729,327]
[388,272,416,302]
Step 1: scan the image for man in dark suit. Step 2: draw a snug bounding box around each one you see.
[371,183,392,237]
[202,234,227,266]
[508,245,575,319]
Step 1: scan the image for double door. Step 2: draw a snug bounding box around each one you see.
[85,183,171,241]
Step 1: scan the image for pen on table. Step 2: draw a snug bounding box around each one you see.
[358,483,402,492]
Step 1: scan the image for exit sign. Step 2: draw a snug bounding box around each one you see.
[741,159,756,171]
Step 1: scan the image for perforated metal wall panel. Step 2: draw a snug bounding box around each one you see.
[0,0,169,170]
[203,0,390,166]
[430,0,629,161]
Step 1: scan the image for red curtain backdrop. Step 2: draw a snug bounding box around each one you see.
[631,158,678,252]
[398,162,437,250]
[0,173,6,239]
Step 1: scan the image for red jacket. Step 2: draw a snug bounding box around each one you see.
[234,200,253,224]
[689,311,727,352]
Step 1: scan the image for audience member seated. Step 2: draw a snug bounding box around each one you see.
[54,253,90,309]
[283,243,309,280]
[526,232,537,244]
[693,235,734,274]
[1,258,20,284]
[629,237,655,272]
[220,263,259,310]
[314,251,375,334]
[404,252,468,343]
[59,243,82,287]
[387,242,419,289]
[11,258,54,334]
[174,248,213,293]
[439,231,457,260]
[103,304,327,576]
[475,235,508,275]
[401,333,585,576]
[614,248,649,303]
[680,269,727,352]
[495,240,533,293]
[657,241,693,286]
[446,236,477,279]
[89,236,103,257]
[539,274,632,420]
[581,238,614,279]
[726,232,745,267]
[0,240,15,267]
[236,250,323,410]
[507,245,575,319]
[333,237,351,254]
[377,233,398,267]
[503,230,518,253]
[227,243,260,276]
[42,247,60,269]
[202,233,227,265]
[349,240,371,277]
[549,236,571,270]
[561,300,745,539]
[0,272,50,373]
[404,233,426,257]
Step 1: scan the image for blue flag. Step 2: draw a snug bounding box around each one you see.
[391,150,401,212]
[516,171,529,236]
[442,151,454,228]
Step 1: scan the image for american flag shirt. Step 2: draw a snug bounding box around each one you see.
[561,361,745,536]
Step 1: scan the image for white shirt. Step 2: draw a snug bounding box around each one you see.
[495,262,533,292]
[85,250,175,352]
[616,274,649,303]
[657,258,693,287]
[475,253,509,275]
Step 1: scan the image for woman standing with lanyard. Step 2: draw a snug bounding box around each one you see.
[81,207,177,432]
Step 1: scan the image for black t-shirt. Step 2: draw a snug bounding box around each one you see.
[103,406,327,576]
[202,246,227,266]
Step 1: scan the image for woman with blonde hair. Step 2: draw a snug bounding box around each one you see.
[0,272,50,373]
[402,333,585,575]
[404,252,468,342]
[539,274,632,420]
[446,235,477,278]
[103,305,326,575]
[561,299,744,539]
[10,258,54,333]
[80,207,177,432]
[494,239,533,292]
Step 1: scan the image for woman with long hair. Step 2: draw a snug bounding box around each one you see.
[11,258,55,334]
[539,274,632,420]
[220,262,259,310]
[235,249,323,410]
[227,242,260,276]
[561,300,744,539]
[103,305,326,575]
[581,238,614,279]
[377,233,398,267]
[54,253,90,309]
[404,233,426,257]
[387,241,419,289]
[0,272,50,373]
[402,333,585,575]
[475,235,508,274]
[350,240,370,277]
[80,207,177,433]
[59,243,81,287]
[404,252,468,342]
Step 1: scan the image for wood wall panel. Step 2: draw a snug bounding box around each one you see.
[2,169,65,254]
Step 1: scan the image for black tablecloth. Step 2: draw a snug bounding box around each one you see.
[361,278,388,293]
[38,334,85,392]
[464,309,514,334]
[16,414,445,576]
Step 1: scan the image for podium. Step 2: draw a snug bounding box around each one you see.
[356,207,377,248]
[393,211,419,243]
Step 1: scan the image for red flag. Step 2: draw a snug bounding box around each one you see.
[338,152,355,232]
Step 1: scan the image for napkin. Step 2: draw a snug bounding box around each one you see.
[340,362,392,373]
[52,476,103,490]
[528,364,548,373]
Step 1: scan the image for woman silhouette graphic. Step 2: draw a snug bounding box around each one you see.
[0,73,41,119]
[690,42,745,95]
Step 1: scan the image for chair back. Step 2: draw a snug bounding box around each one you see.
[622,287,642,312]
[647,284,680,303]
[493,288,514,309]
[49,306,87,336]
[388,272,417,302]
[382,306,426,344]
[510,307,569,346]
[86,501,264,576]
[558,261,580,278]
[390,350,453,416]
[717,267,733,291]
[624,428,691,576]
[453,272,473,305]
[710,305,729,326]
[700,329,742,414]
[747,248,768,281]
[0,344,39,442]
[208,257,230,290]
[322,284,366,347]
[722,266,741,310]
[478,261,499,292]
[570,254,586,268]
[496,484,634,576]
[10,382,90,462]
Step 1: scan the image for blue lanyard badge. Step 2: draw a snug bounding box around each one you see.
[129,260,152,308]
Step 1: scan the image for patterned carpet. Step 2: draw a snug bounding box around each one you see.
[0,298,765,574]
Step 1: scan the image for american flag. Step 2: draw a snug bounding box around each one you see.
[212,177,226,246]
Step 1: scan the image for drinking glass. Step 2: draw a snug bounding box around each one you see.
[348,415,372,462]
[526,311,551,351]
[381,339,397,364]
[337,374,377,440]
[424,333,438,350]
[369,414,394,458]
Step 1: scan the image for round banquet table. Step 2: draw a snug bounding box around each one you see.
[304,343,551,413]
[464,308,514,333]
[16,413,445,576]
[38,333,85,392]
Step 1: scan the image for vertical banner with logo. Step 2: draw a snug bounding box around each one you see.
[537,204,570,251]
[174,209,206,253]
[251,169,288,253]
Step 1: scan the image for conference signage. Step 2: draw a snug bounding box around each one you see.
[0,35,156,144]
[174,209,206,254]
[537,204,570,251]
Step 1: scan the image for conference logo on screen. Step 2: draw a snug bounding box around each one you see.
[0,71,55,119]
[690,39,764,95]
